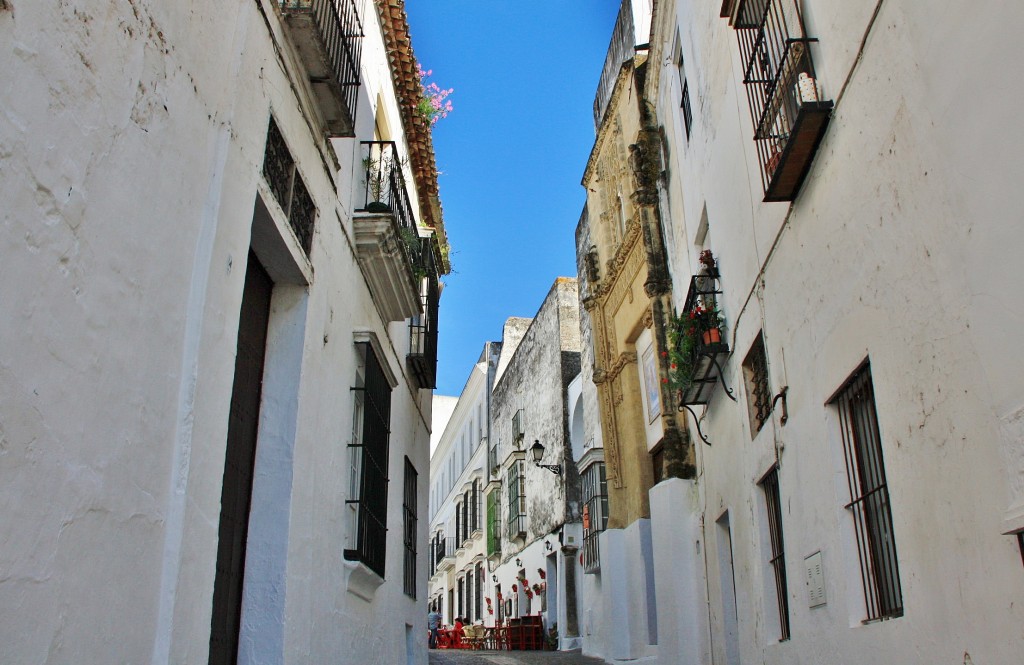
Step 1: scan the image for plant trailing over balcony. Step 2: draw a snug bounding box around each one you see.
[666,301,725,395]
[417,66,454,126]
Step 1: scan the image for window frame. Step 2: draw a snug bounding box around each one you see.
[832,362,904,621]
[582,462,609,573]
[759,465,790,641]
[344,341,392,579]
[402,457,418,598]
[507,461,527,539]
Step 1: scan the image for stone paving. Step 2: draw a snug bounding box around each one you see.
[428,649,608,665]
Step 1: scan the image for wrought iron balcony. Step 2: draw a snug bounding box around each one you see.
[670,267,739,444]
[408,237,440,389]
[435,537,456,572]
[279,0,362,137]
[353,141,422,322]
[727,0,832,201]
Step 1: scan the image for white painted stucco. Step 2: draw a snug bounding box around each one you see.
[0,1,440,663]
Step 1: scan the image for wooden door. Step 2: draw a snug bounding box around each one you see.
[209,251,273,665]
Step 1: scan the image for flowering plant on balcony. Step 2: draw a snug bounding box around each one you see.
[666,302,725,393]
[417,66,454,126]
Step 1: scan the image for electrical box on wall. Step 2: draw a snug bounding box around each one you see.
[805,551,827,608]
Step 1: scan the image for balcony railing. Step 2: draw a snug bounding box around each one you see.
[352,141,422,321]
[408,237,440,389]
[280,0,362,136]
[435,537,456,572]
[676,271,731,407]
[728,0,832,201]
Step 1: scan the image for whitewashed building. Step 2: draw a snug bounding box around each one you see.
[484,279,584,649]
[0,1,448,663]
[574,0,1024,664]
[426,343,499,626]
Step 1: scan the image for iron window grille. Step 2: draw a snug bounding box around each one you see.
[726,0,833,201]
[470,480,480,534]
[262,117,316,256]
[475,563,484,620]
[465,568,474,622]
[677,43,693,140]
[759,465,790,641]
[507,462,527,539]
[344,342,392,578]
[402,457,417,598]
[743,333,773,435]
[486,489,501,557]
[582,463,609,573]
[455,499,462,546]
[462,490,471,544]
[832,363,904,621]
[457,577,464,619]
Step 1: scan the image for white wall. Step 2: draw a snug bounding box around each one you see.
[0,1,437,663]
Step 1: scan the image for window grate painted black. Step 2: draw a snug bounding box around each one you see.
[582,463,609,573]
[681,79,693,140]
[402,457,417,598]
[345,343,391,578]
[760,466,790,640]
[835,364,903,621]
[261,117,317,256]
[744,334,772,433]
[475,562,484,621]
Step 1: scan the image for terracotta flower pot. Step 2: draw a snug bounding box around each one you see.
[702,328,722,345]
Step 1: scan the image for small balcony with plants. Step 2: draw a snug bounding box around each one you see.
[723,0,833,201]
[353,140,425,322]
[278,0,363,137]
[668,252,737,436]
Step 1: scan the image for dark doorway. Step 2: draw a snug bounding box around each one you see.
[209,251,273,665]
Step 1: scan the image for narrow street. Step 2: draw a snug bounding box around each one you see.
[429,650,607,665]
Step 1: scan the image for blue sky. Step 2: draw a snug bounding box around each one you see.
[404,1,622,397]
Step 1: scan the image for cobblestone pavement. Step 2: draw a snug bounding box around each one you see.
[428,649,607,665]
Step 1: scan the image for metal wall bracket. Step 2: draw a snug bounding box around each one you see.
[771,385,789,425]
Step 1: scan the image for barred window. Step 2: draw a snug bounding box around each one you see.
[468,480,479,534]
[344,342,391,578]
[507,462,526,538]
[743,333,772,435]
[487,489,501,556]
[677,41,693,140]
[759,466,790,640]
[475,563,484,620]
[262,116,316,255]
[582,462,609,573]
[832,363,903,621]
[402,457,417,598]
[465,568,474,622]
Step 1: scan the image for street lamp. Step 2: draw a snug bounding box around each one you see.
[530,440,562,476]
